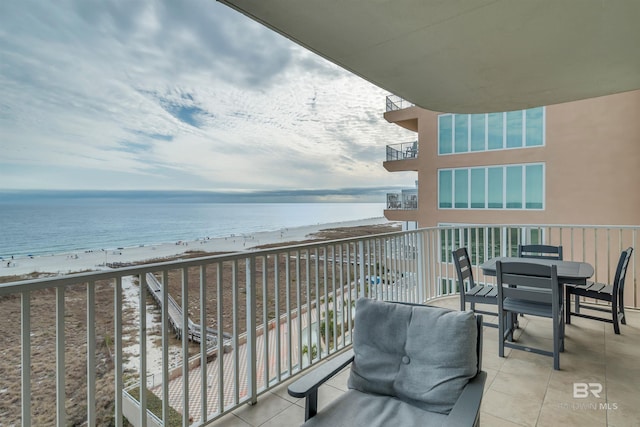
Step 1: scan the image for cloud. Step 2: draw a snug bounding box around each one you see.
[0,0,417,193]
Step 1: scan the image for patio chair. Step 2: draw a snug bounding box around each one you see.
[518,244,563,260]
[565,247,633,334]
[404,140,418,158]
[288,298,486,426]
[496,261,564,370]
[454,247,497,328]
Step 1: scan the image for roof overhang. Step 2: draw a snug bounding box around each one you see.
[218,0,640,113]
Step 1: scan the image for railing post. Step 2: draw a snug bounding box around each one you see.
[417,231,425,303]
[358,241,366,298]
[246,257,258,405]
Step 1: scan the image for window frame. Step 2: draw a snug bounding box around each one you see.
[438,162,545,211]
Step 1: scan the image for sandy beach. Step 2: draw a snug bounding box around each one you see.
[0,217,397,278]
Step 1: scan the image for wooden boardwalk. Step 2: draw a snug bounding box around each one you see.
[144,273,225,346]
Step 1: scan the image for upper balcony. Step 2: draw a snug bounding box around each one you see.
[2,224,639,426]
[384,95,418,132]
[385,188,418,222]
[383,141,419,172]
[385,95,415,112]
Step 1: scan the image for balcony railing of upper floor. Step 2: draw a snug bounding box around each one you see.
[387,191,418,210]
[385,94,415,112]
[1,224,639,426]
[386,141,418,161]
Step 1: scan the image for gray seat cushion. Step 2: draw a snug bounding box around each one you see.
[302,389,448,427]
[348,298,478,414]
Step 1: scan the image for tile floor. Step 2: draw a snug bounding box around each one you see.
[207,297,640,427]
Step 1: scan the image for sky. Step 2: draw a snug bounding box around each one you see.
[0,0,417,198]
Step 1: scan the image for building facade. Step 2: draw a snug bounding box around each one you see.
[384,89,640,228]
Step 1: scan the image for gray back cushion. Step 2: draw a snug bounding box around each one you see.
[347,298,478,414]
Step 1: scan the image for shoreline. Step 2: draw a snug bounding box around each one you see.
[1,217,396,277]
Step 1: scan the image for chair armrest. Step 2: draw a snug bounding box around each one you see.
[288,348,355,420]
[442,371,487,427]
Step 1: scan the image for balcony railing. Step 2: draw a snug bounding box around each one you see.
[385,94,415,112]
[1,224,639,425]
[386,141,418,161]
[387,190,418,210]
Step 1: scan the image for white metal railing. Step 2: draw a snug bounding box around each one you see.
[386,141,418,161]
[0,224,638,425]
[385,94,415,112]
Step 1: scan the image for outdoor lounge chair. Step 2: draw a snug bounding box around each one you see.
[454,247,498,328]
[566,247,633,334]
[288,298,486,426]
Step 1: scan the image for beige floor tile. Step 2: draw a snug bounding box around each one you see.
[479,412,527,426]
[233,392,294,426]
[605,399,640,427]
[269,378,303,404]
[542,382,606,424]
[258,403,306,427]
[481,389,543,427]
[499,353,554,378]
[482,367,499,391]
[207,413,252,427]
[490,370,549,401]
[536,399,607,427]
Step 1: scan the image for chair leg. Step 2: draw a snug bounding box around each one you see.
[620,291,627,325]
[506,312,514,342]
[498,312,505,358]
[460,294,465,312]
[560,310,565,352]
[612,299,620,335]
[565,287,571,325]
[553,316,560,370]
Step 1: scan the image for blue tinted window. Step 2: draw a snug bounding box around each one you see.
[439,170,452,208]
[470,114,485,152]
[487,113,503,150]
[487,167,503,208]
[526,107,544,147]
[506,111,523,148]
[454,169,469,208]
[438,115,453,154]
[470,168,485,208]
[506,166,523,208]
[454,114,469,153]
[525,164,544,209]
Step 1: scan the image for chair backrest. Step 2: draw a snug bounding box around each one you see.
[613,247,634,296]
[349,298,482,414]
[496,261,559,306]
[518,244,563,260]
[453,247,475,291]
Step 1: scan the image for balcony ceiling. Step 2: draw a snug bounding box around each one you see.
[218,0,640,113]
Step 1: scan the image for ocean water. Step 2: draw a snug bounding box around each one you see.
[0,195,386,258]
